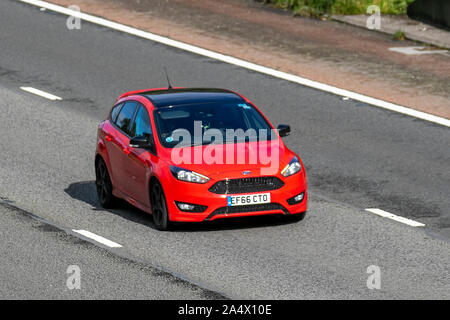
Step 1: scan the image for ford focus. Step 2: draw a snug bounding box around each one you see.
[95,87,307,230]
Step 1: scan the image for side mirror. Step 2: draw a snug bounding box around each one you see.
[129,135,152,149]
[277,124,291,137]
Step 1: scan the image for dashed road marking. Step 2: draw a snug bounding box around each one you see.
[20,87,62,101]
[72,230,123,248]
[365,208,425,227]
[18,0,450,128]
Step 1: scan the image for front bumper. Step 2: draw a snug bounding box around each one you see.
[164,174,307,222]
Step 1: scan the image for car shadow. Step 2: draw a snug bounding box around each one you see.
[65,181,301,232]
[64,181,156,228]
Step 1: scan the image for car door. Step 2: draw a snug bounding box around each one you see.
[125,104,156,207]
[102,102,123,184]
[106,100,138,196]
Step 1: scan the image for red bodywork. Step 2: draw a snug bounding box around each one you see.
[96,88,307,222]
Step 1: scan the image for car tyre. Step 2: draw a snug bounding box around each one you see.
[151,181,170,231]
[95,159,118,208]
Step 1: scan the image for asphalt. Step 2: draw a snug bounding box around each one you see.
[0,202,217,299]
[0,0,449,299]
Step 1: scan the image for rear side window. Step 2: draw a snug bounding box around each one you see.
[110,103,122,123]
[115,101,137,135]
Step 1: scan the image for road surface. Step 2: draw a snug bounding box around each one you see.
[0,0,449,299]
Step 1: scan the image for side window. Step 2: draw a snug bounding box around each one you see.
[110,103,122,123]
[115,101,137,135]
[130,105,152,138]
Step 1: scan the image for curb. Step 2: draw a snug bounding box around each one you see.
[332,15,450,50]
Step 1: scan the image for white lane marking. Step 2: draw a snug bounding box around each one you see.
[72,229,123,248]
[19,0,450,128]
[389,47,449,55]
[365,208,425,227]
[20,87,62,100]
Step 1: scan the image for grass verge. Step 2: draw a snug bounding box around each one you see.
[259,0,415,17]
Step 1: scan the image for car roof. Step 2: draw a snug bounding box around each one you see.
[140,88,244,108]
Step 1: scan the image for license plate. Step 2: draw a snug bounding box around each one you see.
[227,193,271,206]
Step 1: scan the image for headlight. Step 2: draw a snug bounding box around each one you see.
[281,156,301,177]
[170,166,210,184]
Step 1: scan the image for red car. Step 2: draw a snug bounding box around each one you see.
[95,88,307,230]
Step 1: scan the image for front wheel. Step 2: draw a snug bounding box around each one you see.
[150,181,170,231]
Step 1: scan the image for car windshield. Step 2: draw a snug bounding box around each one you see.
[153,101,275,148]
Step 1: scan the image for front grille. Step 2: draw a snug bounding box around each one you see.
[205,203,288,220]
[208,177,284,194]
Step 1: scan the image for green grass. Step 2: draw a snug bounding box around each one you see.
[262,0,415,17]
[392,29,406,40]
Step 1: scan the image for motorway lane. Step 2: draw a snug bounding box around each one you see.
[0,0,449,298]
[0,203,215,299]
[0,84,449,299]
[1,0,449,232]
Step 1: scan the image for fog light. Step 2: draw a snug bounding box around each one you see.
[178,203,195,211]
[287,192,305,205]
[175,201,207,213]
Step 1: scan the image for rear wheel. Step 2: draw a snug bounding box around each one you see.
[150,181,170,231]
[95,159,118,208]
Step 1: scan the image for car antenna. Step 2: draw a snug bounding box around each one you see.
[164,67,173,90]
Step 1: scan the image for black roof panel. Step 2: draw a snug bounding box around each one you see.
[141,88,244,108]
